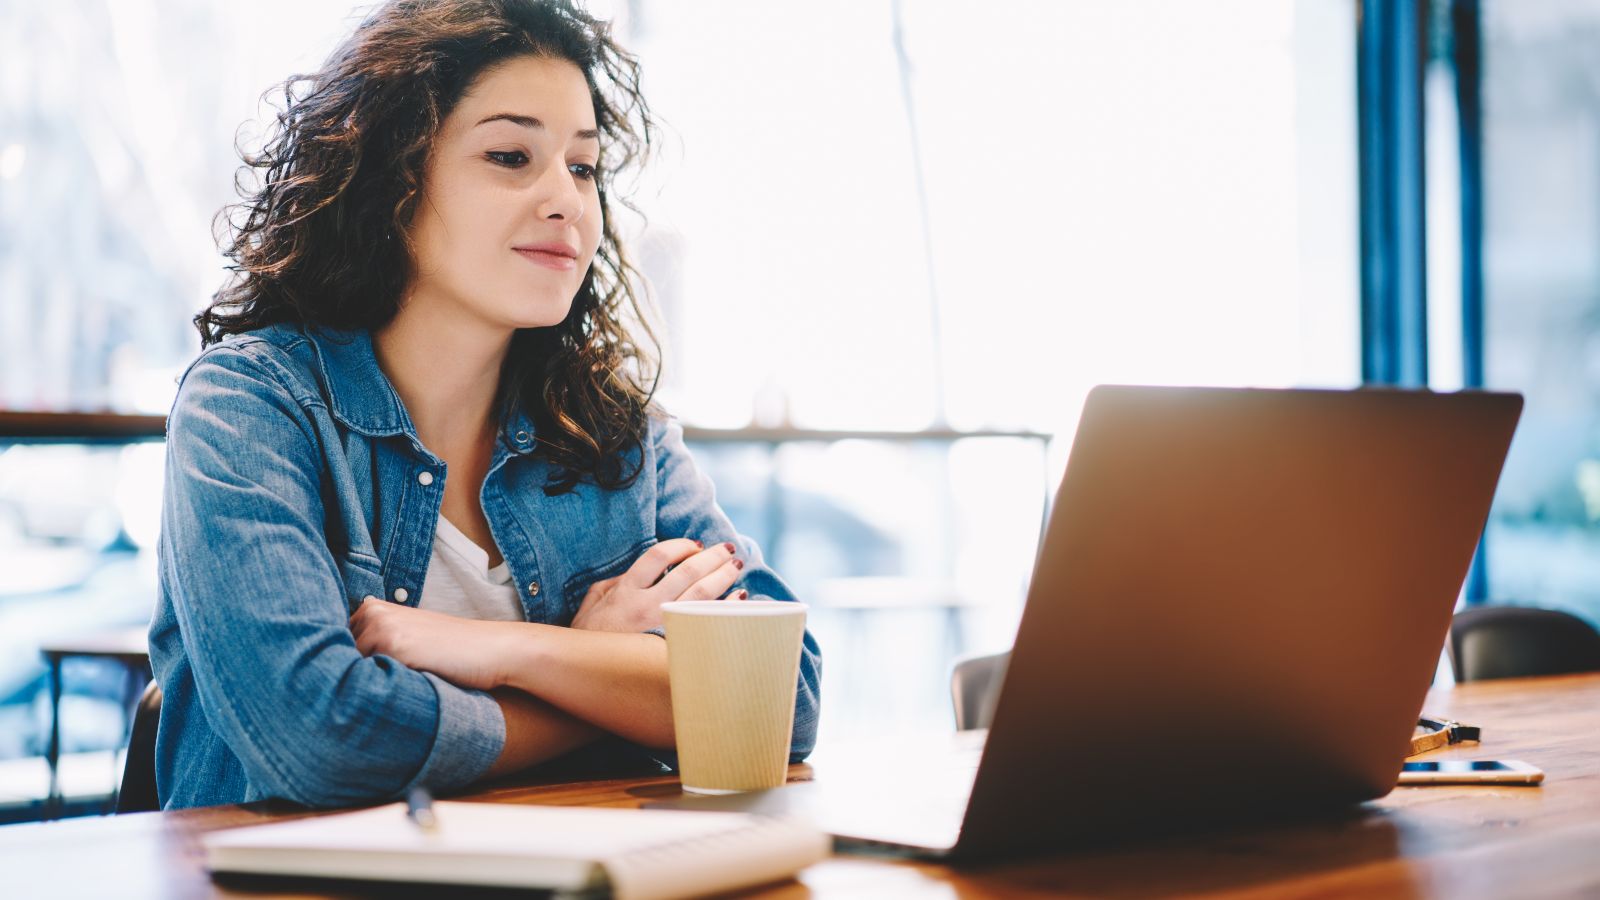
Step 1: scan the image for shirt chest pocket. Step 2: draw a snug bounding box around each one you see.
[558,538,655,624]
[336,550,387,614]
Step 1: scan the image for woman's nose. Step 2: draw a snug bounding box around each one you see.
[533,159,584,223]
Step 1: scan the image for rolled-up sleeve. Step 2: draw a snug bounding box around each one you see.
[650,414,823,761]
[405,673,505,792]
[160,348,504,807]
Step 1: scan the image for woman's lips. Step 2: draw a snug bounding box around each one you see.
[514,247,578,271]
[513,242,579,271]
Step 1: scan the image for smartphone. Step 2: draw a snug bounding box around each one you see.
[1397,759,1544,785]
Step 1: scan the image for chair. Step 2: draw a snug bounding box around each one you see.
[38,626,151,814]
[1449,606,1600,683]
[115,681,162,813]
[950,650,1009,731]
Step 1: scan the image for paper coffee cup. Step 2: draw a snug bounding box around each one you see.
[662,600,809,794]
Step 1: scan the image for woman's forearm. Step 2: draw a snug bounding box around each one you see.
[348,603,673,751]
[497,625,676,749]
[482,687,604,779]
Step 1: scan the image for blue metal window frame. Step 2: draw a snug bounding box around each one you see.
[1452,0,1484,395]
[1451,0,1488,602]
[1357,0,1429,388]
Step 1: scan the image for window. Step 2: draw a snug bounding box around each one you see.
[0,1,356,816]
[631,0,1362,738]
[1,0,1369,811]
[1476,0,1600,625]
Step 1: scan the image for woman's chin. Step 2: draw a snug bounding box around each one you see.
[495,301,576,331]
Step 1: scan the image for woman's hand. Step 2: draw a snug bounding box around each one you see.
[350,598,518,692]
[571,538,747,633]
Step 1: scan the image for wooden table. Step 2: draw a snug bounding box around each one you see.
[4,673,1599,898]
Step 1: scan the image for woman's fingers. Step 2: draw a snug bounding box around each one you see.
[622,538,703,589]
[659,543,742,600]
[350,597,382,654]
[676,559,743,602]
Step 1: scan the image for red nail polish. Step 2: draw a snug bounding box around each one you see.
[723,542,736,553]
[738,590,749,600]
[734,559,744,570]
[694,540,703,548]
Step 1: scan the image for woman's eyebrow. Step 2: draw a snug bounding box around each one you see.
[474,112,600,141]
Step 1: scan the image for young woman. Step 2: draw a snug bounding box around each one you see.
[149,0,820,810]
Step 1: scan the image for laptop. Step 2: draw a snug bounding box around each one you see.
[653,385,1523,860]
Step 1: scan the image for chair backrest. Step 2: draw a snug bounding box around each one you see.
[116,680,162,813]
[950,650,1010,731]
[1449,606,1600,683]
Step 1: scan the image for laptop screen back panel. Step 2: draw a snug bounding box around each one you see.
[954,386,1522,859]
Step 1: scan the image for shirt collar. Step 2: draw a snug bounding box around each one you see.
[304,325,538,455]
[303,326,412,437]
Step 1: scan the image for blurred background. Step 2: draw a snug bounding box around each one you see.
[1,0,1596,820]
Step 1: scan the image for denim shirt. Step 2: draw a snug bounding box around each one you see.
[150,323,821,810]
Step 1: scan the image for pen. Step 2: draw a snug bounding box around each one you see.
[406,786,438,833]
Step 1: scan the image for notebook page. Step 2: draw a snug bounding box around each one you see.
[604,813,831,900]
[202,801,829,900]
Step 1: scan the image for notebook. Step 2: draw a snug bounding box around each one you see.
[202,801,830,900]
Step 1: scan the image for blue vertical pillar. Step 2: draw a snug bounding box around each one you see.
[1358,0,1430,386]
[1454,0,1484,393]
[1452,0,1490,603]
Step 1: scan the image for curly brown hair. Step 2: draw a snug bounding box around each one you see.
[198,0,659,495]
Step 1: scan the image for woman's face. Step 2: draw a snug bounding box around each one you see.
[406,55,603,331]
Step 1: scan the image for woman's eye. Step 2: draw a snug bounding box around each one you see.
[569,163,597,181]
[486,150,528,168]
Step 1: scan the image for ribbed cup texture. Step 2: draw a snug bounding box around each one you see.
[665,607,807,793]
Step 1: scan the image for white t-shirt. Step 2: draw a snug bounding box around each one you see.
[419,515,526,622]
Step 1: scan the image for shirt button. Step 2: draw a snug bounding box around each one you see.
[527,581,540,597]
[514,431,532,445]
[394,587,410,602]
[417,471,434,486]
